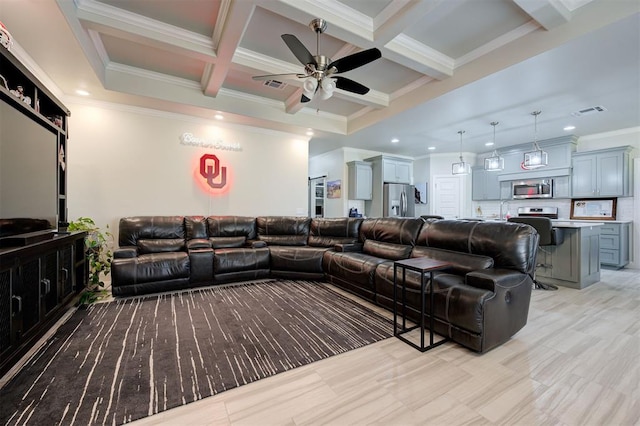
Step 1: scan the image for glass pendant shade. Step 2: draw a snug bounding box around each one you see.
[484,122,504,171]
[523,111,548,169]
[523,144,548,168]
[484,152,504,171]
[451,130,470,175]
[452,157,472,175]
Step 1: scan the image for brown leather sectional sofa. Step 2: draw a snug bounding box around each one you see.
[112,215,539,353]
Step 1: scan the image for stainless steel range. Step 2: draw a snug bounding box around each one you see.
[517,206,558,219]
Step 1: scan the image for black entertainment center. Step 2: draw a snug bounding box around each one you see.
[0,47,87,376]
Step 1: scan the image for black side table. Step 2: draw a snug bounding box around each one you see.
[393,257,451,352]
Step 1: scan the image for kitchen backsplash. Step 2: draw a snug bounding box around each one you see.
[474,197,634,221]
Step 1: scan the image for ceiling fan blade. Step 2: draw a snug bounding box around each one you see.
[281,34,316,66]
[252,73,304,81]
[334,76,370,95]
[329,48,381,73]
[301,94,312,103]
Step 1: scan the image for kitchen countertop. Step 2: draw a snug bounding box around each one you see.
[551,220,605,228]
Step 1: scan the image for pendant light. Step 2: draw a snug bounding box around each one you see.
[523,110,548,169]
[451,130,471,175]
[484,121,504,171]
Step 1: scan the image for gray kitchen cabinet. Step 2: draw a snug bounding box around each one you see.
[347,161,373,200]
[536,224,601,289]
[472,167,501,200]
[572,146,633,198]
[381,158,412,183]
[599,222,631,269]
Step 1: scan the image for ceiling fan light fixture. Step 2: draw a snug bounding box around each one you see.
[523,111,548,169]
[318,77,336,100]
[452,130,471,175]
[484,121,504,171]
[302,77,318,99]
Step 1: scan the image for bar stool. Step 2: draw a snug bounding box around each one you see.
[507,216,564,290]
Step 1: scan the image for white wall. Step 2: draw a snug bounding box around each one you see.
[66,99,309,236]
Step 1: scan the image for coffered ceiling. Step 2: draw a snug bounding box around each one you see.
[2,0,639,157]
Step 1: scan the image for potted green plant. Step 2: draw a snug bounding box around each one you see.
[68,217,114,306]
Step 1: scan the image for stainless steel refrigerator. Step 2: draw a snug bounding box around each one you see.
[383,183,415,217]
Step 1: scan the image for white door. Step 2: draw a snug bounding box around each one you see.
[433,175,462,219]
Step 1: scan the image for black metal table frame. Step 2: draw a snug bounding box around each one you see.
[393,260,449,352]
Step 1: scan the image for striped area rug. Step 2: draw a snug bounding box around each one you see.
[0,280,392,425]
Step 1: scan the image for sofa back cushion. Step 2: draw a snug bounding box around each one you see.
[411,246,494,275]
[118,216,185,247]
[416,220,538,274]
[308,218,362,247]
[206,216,257,239]
[359,217,423,246]
[185,216,208,240]
[256,216,310,246]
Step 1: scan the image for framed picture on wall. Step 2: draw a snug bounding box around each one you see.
[414,182,427,204]
[570,198,617,220]
[326,180,341,199]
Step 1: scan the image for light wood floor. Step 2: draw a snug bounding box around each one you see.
[125,268,640,426]
[3,269,638,425]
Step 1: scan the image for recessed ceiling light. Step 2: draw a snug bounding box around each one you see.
[564,125,575,131]
[427,146,436,150]
[391,138,399,143]
[485,142,494,146]
[75,89,90,96]
[214,113,224,120]
[306,129,314,136]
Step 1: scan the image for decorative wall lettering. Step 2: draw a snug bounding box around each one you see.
[180,132,242,151]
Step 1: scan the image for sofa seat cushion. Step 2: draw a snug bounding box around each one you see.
[363,240,412,261]
[375,262,493,334]
[138,238,185,254]
[111,252,189,285]
[210,236,246,249]
[322,251,388,292]
[269,246,329,273]
[214,247,270,274]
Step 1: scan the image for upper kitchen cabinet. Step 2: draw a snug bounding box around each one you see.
[347,161,372,200]
[472,167,502,200]
[497,136,576,182]
[365,156,413,184]
[572,146,633,198]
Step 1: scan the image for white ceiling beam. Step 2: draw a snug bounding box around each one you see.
[74,0,216,62]
[513,0,572,30]
[104,62,348,134]
[372,0,444,45]
[384,34,454,79]
[202,0,256,97]
[285,90,306,114]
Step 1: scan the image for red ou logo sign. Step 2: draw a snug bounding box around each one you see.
[199,154,227,189]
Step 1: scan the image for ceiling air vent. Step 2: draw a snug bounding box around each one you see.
[263,79,286,89]
[571,105,607,117]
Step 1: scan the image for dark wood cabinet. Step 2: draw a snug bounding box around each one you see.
[0,232,86,376]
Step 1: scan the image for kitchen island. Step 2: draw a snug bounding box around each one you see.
[536,221,603,289]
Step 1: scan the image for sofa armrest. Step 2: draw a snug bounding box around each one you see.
[114,246,137,259]
[187,239,211,249]
[334,243,363,252]
[250,240,268,248]
[465,269,530,292]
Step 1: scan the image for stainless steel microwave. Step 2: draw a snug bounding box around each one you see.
[512,179,553,199]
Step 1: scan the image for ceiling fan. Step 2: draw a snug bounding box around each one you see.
[252,18,382,103]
